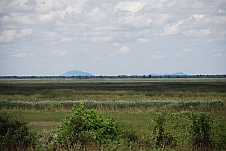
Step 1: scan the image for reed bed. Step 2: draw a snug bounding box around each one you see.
[1,78,226,102]
[0,100,224,112]
[0,78,226,150]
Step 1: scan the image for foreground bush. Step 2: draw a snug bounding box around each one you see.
[189,112,213,150]
[0,113,35,151]
[153,112,177,148]
[189,112,226,151]
[56,103,120,148]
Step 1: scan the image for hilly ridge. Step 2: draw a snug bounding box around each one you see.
[61,70,186,77]
[61,70,94,76]
[150,72,186,76]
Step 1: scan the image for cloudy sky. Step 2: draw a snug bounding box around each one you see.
[0,0,226,76]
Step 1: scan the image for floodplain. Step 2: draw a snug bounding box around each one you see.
[0,78,226,150]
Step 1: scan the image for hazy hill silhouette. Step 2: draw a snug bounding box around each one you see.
[61,70,94,76]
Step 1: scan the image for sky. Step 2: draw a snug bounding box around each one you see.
[0,0,226,76]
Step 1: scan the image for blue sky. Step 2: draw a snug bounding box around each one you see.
[0,0,226,76]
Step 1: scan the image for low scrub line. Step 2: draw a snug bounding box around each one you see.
[0,100,224,111]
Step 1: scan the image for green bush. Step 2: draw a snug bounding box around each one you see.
[189,112,214,150]
[210,119,226,151]
[153,112,177,148]
[56,103,119,148]
[0,113,35,151]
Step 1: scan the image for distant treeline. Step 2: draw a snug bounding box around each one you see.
[0,74,225,79]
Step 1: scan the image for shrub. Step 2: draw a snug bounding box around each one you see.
[0,113,35,151]
[213,123,226,150]
[153,112,177,148]
[56,103,119,148]
[189,112,214,150]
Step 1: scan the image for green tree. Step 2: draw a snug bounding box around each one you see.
[56,103,119,148]
[0,113,35,151]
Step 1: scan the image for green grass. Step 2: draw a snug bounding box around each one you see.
[0,78,226,150]
[0,109,156,133]
[1,78,226,102]
[1,108,226,150]
[0,110,166,138]
[1,109,225,132]
[0,110,70,132]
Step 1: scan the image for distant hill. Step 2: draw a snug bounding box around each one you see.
[61,70,94,76]
[150,72,186,76]
[171,72,186,75]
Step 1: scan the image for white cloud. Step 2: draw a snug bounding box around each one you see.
[0,0,7,13]
[48,49,67,57]
[153,14,171,26]
[48,50,59,57]
[193,14,205,19]
[191,1,204,9]
[12,53,27,57]
[0,30,17,42]
[213,53,222,57]
[59,37,73,42]
[211,49,223,53]
[117,46,131,54]
[94,55,102,61]
[183,29,210,37]
[174,53,183,58]
[151,51,164,60]
[119,14,152,28]
[64,0,88,14]
[0,0,226,75]
[74,48,91,54]
[7,0,36,12]
[117,13,171,29]
[95,26,117,31]
[182,48,193,52]
[193,53,201,58]
[91,36,113,43]
[113,42,121,47]
[16,29,33,38]
[36,1,66,14]
[201,30,210,35]
[43,31,61,40]
[145,0,168,10]
[211,49,225,58]
[38,11,61,24]
[58,1,90,20]
[114,1,146,14]
[164,20,184,36]
[212,16,226,25]
[218,9,225,14]
[111,46,131,57]
[136,38,149,43]
[59,50,67,57]
[1,14,36,25]
[87,7,107,23]
[24,0,38,6]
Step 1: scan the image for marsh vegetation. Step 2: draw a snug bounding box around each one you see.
[0,78,225,150]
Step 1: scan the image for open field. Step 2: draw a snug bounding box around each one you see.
[1,78,226,102]
[0,78,226,150]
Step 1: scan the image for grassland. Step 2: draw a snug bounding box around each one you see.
[0,78,226,150]
[0,78,226,102]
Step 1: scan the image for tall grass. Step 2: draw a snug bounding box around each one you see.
[0,78,225,150]
[0,100,224,112]
[1,79,226,102]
